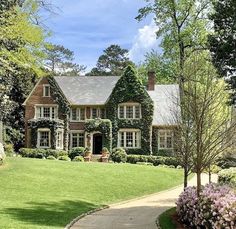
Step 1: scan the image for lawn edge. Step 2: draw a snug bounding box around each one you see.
[64,205,109,229]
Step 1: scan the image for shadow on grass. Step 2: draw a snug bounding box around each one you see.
[1,200,100,227]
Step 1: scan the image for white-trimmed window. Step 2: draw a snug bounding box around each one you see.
[70,108,85,121]
[35,106,58,119]
[37,128,50,148]
[90,108,100,119]
[118,103,141,119]
[158,130,174,149]
[70,132,85,148]
[56,130,63,149]
[118,129,141,148]
[43,85,50,97]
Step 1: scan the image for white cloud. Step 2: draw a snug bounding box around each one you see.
[129,20,161,63]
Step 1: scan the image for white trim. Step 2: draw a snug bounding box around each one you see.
[70,130,85,149]
[23,78,44,106]
[90,107,101,119]
[118,103,142,119]
[37,128,51,149]
[158,129,174,150]
[118,129,141,149]
[34,104,58,119]
[43,84,51,97]
[56,129,64,150]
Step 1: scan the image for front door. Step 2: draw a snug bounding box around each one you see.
[93,133,103,154]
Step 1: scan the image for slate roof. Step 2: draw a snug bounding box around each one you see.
[55,76,119,105]
[148,85,180,126]
[54,76,180,126]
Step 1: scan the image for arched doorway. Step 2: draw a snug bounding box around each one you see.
[93,133,103,154]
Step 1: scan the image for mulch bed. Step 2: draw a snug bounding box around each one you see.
[171,212,190,229]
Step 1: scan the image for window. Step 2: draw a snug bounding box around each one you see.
[37,129,50,148]
[158,130,174,149]
[90,108,100,119]
[71,132,85,148]
[118,103,141,119]
[56,131,63,149]
[70,108,86,121]
[43,85,50,97]
[118,129,141,148]
[35,106,57,119]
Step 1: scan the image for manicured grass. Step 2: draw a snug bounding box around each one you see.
[0,157,184,229]
[158,207,177,229]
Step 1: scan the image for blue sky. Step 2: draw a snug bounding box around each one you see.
[44,0,161,72]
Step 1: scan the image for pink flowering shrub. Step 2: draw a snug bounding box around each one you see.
[176,183,236,228]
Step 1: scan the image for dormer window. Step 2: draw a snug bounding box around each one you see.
[118,103,141,119]
[43,85,50,97]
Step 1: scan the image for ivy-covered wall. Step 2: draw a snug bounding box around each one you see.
[28,119,64,149]
[84,119,112,152]
[106,66,154,155]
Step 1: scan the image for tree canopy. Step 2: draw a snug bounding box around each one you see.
[87,44,134,76]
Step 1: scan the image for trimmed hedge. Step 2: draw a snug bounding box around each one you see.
[73,156,84,162]
[218,168,236,187]
[110,148,127,163]
[58,155,71,161]
[69,147,85,159]
[127,154,180,167]
[19,148,68,159]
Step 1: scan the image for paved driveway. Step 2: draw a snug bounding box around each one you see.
[69,174,217,229]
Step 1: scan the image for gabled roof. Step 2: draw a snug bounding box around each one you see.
[54,76,120,105]
[148,85,180,126]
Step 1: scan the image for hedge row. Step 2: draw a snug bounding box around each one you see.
[19,148,68,159]
[218,168,236,187]
[127,154,180,167]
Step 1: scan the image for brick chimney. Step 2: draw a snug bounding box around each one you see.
[147,70,155,91]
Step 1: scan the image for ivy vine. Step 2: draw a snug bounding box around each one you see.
[106,66,154,155]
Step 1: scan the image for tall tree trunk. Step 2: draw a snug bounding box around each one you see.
[197,170,201,196]
[208,165,212,183]
[184,167,188,188]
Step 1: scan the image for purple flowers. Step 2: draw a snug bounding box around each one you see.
[176,183,236,228]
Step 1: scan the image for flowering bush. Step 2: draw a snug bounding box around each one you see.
[176,183,236,228]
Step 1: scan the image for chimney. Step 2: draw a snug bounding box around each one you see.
[147,70,155,91]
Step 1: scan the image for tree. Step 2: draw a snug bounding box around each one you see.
[136,50,177,85]
[45,43,86,76]
[208,0,236,104]
[178,51,235,195]
[87,44,134,76]
[137,0,213,188]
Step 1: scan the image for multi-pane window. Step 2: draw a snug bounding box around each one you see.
[43,85,50,97]
[90,108,100,119]
[158,130,174,149]
[36,106,57,119]
[118,130,141,148]
[71,132,85,148]
[37,130,50,148]
[118,103,141,119]
[56,131,63,149]
[70,108,86,121]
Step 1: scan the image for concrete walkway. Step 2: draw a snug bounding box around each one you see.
[70,174,217,229]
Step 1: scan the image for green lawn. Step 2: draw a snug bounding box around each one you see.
[158,207,177,229]
[0,157,184,229]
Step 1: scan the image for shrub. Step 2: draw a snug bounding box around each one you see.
[156,149,173,157]
[216,155,236,169]
[19,148,68,159]
[110,148,127,163]
[69,147,85,159]
[73,156,84,162]
[4,144,14,156]
[176,183,236,228]
[46,156,57,160]
[218,168,236,187]
[58,155,71,161]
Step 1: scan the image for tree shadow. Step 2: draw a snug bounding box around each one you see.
[1,200,100,227]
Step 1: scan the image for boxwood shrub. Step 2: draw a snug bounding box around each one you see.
[126,154,180,167]
[73,156,84,162]
[58,155,71,161]
[19,148,68,159]
[110,148,127,163]
[218,168,236,187]
[69,147,85,160]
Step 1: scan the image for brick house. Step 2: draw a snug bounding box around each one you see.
[23,67,179,155]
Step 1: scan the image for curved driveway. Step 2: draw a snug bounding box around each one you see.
[69,174,217,229]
